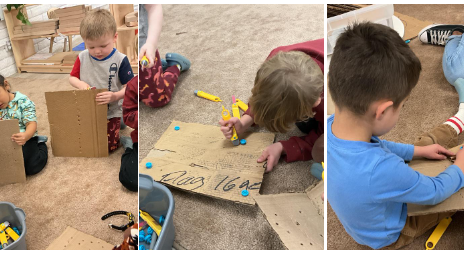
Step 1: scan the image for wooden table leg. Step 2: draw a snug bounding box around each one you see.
[68,35,72,52]
[49,36,54,53]
[63,37,67,52]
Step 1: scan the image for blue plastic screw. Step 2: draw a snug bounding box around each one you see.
[240,139,247,145]
[174,126,180,131]
[145,235,152,244]
[461,146,463,150]
[147,227,154,235]
[139,245,146,250]
[405,39,411,44]
[159,215,165,225]
[139,230,145,239]
[146,162,152,169]
[241,189,249,197]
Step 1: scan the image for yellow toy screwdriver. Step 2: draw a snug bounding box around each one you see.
[232,96,240,120]
[0,222,19,241]
[139,210,162,236]
[222,106,240,146]
[195,90,222,102]
[235,99,248,112]
[140,56,149,67]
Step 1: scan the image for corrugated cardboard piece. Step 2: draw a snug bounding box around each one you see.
[47,226,114,250]
[407,144,464,216]
[140,121,276,205]
[394,12,433,40]
[254,181,324,250]
[0,119,26,186]
[45,89,108,157]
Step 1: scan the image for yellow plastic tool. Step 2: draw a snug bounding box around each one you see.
[139,210,162,236]
[232,96,240,120]
[194,90,222,102]
[0,222,19,241]
[140,56,149,67]
[221,106,240,146]
[425,217,452,250]
[322,162,324,181]
[0,231,7,248]
[235,99,248,112]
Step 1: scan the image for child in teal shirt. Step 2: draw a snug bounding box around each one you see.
[0,75,48,175]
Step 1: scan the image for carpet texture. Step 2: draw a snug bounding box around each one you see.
[328,4,464,250]
[0,73,138,250]
[139,4,324,250]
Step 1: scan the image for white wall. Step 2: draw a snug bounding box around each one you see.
[0,4,137,77]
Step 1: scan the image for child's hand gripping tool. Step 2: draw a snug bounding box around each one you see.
[222,106,240,146]
[140,56,149,67]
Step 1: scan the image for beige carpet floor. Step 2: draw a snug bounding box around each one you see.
[139,4,324,250]
[328,4,464,250]
[0,73,138,250]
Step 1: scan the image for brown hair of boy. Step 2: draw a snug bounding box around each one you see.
[80,9,117,40]
[329,22,422,116]
[0,75,10,92]
[249,51,323,133]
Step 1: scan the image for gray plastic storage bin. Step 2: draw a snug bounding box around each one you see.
[139,174,175,250]
[0,202,26,250]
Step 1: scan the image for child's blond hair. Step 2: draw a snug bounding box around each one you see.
[80,9,116,40]
[249,51,323,133]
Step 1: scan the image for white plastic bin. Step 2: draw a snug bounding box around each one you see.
[327,4,395,55]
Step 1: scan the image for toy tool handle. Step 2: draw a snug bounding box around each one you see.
[140,56,149,67]
[195,90,222,102]
[221,106,239,143]
[425,217,452,250]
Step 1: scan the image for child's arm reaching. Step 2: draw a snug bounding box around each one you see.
[139,4,163,68]
[69,76,91,90]
[96,85,127,105]
[12,121,36,146]
[69,55,90,90]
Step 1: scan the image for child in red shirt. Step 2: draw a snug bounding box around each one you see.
[220,39,324,173]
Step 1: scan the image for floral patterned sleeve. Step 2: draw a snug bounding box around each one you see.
[20,98,37,125]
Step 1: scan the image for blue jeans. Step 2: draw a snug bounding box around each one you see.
[443,35,464,85]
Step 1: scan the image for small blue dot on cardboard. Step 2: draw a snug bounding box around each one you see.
[174,126,180,131]
[240,139,247,145]
[146,162,152,169]
[241,189,249,197]
[139,245,146,250]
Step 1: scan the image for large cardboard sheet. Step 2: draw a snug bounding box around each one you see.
[47,226,114,250]
[140,121,276,205]
[254,182,324,250]
[394,12,433,40]
[45,89,108,157]
[0,119,26,186]
[407,144,464,216]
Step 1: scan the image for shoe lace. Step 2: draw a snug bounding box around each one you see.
[430,29,452,45]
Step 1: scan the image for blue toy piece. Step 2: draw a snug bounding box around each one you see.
[139,230,145,240]
[139,245,146,250]
[240,139,247,145]
[159,215,165,225]
[145,235,152,244]
[174,126,180,131]
[147,226,154,235]
[13,227,20,235]
[146,162,152,169]
[241,190,249,197]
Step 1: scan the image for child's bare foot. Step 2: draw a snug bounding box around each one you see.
[419,24,464,46]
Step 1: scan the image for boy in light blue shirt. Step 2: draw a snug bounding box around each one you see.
[327,22,464,249]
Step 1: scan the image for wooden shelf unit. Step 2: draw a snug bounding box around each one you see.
[4,4,138,74]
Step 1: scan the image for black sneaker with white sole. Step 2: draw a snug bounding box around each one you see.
[419,24,464,46]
